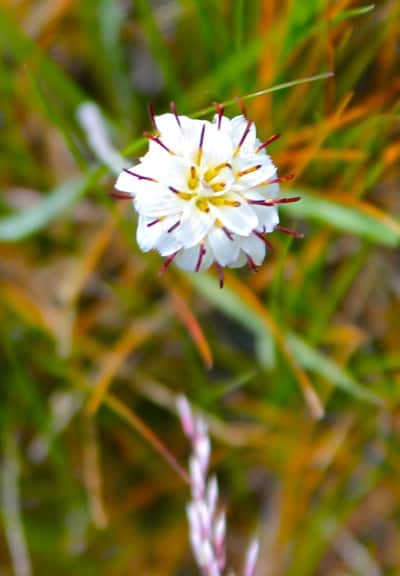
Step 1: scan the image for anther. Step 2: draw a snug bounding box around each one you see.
[211,182,226,192]
[224,199,241,207]
[170,101,181,128]
[234,119,253,156]
[168,186,194,200]
[237,164,262,178]
[275,225,304,238]
[204,162,231,182]
[159,251,179,276]
[196,199,210,212]
[255,133,281,153]
[188,166,199,189]
[208,197,240,207]
[213,102,225,130]
[123,168,158,183]
[110,191,134,200]
[144,131,175,155]
[195,124,206,165]
[195,243,207,272]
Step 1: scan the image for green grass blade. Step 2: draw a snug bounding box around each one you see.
[0,172,99,242]
[193,72,334,117]
[189,274,382,405]
[283,191,400,247]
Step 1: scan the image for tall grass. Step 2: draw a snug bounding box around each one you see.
[0,1,399,574]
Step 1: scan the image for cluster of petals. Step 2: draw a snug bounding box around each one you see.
[114,108,295,278]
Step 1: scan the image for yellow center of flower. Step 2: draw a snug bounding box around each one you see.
[180,163,239,211]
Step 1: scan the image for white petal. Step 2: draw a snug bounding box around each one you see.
[114,168,143,194]
[251,182,280,200]
[242,183,280,233]
[211,113,231,132]
[233,155,277,189]
[209,198,258,236]
[174,244,214,272]
[174,205,213,249]
[138,155,190,190]
[253,205,279,233]
[155,230,185,256]
[136,215,183,254]
[153,113,185,154]
[134,184,184,217]
[208,227,240,266]
[200,122,233,167]
[228,251,247,268]
[239,234,267,265]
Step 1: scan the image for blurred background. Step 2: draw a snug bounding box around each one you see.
[1,0,399,574]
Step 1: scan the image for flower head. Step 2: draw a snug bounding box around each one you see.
[114,106,300,285]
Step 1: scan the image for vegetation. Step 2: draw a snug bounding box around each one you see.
[0,1,399,574]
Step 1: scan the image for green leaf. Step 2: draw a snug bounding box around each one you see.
[0,172,98,242]
[283,191,400,247]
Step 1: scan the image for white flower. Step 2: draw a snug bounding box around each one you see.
[114,106,299,285]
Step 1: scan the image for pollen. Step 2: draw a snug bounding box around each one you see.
[236,164,261,178]
[203,162,231,182]
[188,166,199,189]
[196,199,210,212]
[211,182,226,192]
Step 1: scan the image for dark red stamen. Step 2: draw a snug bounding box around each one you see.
[237,119,253,150]
[247,255,258,272]
[195,243,207,272]
[147,102,158,132]
[222,226,234,241]
[147,218,161,227]
[110,191,134,200]
[144,132,174,154]
[236,96,247,117]
[199,124,206,150]
[168,186,180,194]
[170,101,181,128]
[159,251,179,276]
[247,196,301,206]
[254,230,274,251]
[167,220,181,233]
[268,174,295,185]
[275,225,304,238]
[213,102,225,130]
[216,263,225,289]
[123,168,157,183]
[256,133,281,153]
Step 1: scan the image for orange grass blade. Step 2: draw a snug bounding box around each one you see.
[87,312,168,414]
[163,277,213,369]
[103,393,190,484]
